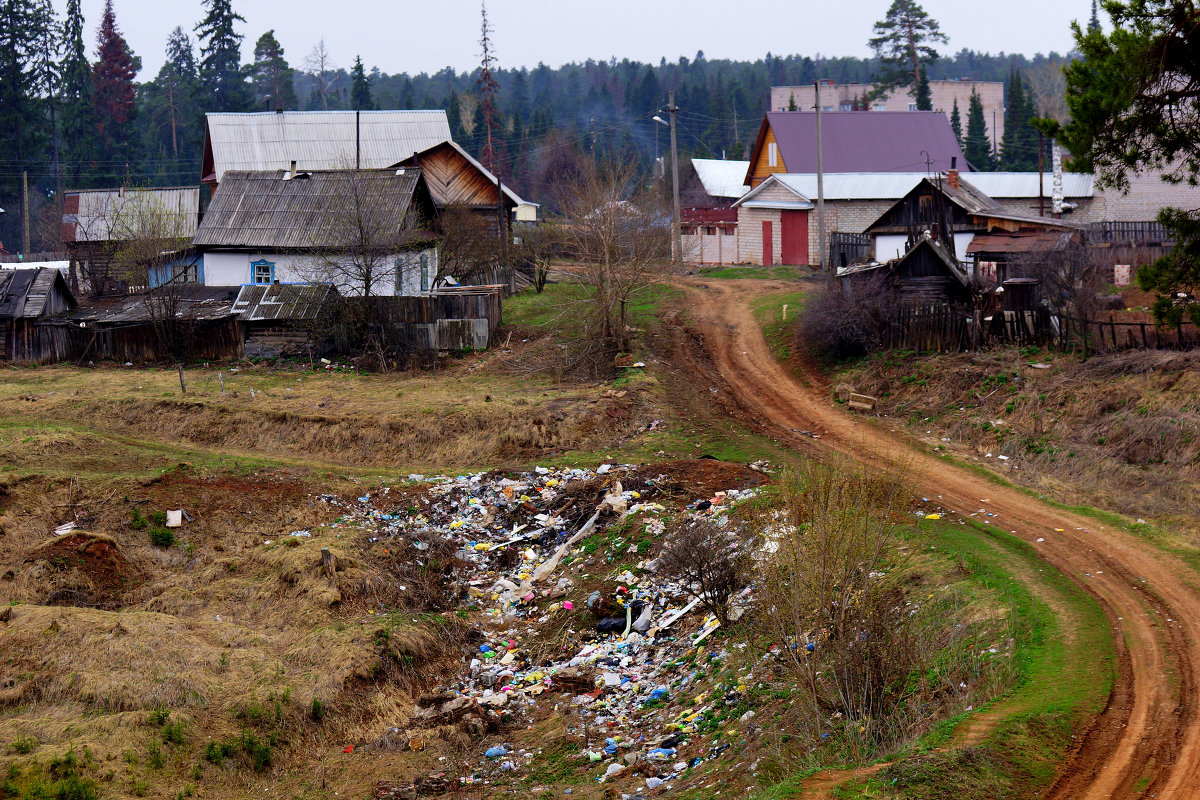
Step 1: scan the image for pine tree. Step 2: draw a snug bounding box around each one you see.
[914,64,932,110]
[139,26,200,181]
[58,0,93,187]
[964,88,994,170]
[195,0,249,113]
[92,0,138,176]
[1088,0,1102,32]
[949,97,963,146]
[868,0,948,93]
[350,55,373,110]
[999,67,1024,169]
[250,30,296,111]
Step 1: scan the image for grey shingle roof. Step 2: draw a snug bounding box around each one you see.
[193,169,427,250]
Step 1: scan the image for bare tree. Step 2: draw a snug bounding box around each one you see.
[303,39,339,110]
[1010,240,1104,320]
[105,190,199,357]
[800,272,896,360]
[432,204,501,288]
[300,171,434,297]
[558,161,673,360]
[661,519,754,625]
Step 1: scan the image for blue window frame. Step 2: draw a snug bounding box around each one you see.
[250,259,275,285]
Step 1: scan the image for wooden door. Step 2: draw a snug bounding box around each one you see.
[762,220,773,265]
[780,210,809,265]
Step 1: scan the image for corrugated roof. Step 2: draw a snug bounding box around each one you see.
[691,159,751,199]
[966,230,1075,254]
[231,283,337,321]
[193,169,427,250]
[66,187,200,242]
[205,111,451,179]
[764,112,967,175]
[963,172,1094,198]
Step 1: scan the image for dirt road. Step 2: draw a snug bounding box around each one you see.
[671,278,1200,799]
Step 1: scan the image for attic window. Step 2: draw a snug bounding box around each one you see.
[767,142,778,168]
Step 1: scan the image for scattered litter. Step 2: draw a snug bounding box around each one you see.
[165,509,184,528]
[53,521,77,536]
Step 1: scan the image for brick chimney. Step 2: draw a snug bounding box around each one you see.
[947,157,960,189]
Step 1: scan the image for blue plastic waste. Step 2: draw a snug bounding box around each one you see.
[485,745,508,758]
[648,747,676,759]
[648,688,668,701]
[805,642,815,652]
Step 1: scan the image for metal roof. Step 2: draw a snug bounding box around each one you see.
[231,283,337,321]
[963,172,1094,198]
[193,168,428,250]
[691,158,751,199]
[65,187,200,242]
[735,171,1094,204]
[0,268,74,319]
[966,230,1075,254]
[205,111,451,179]
[759,112,966,177]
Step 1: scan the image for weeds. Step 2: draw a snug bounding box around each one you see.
[149,526,175,547]
[310,698,326,721]
[8,736,36,754]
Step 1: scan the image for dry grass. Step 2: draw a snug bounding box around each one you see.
[842,348,1200,532]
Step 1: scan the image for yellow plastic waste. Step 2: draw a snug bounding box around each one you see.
[925,513,941,520]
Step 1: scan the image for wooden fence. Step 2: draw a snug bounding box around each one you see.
[887,304,1200,355]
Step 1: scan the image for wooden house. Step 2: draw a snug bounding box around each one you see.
[193,168,440,296]
[838,232,975,306]
[393,140,524,232]
[865,171,1080,267]
[0,268,76,363]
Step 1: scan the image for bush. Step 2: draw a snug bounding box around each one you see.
[149,527,175,548]
[660,519,754,625]
[204,740,235,765]
[146,706,170,726]
[129,507,148,530]
[800,273,895,361]
[162,721,186,746]
[240,732,272,772]
[9,735,36,754]
[309,698,325,722]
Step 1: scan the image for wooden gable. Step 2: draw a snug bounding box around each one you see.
[745,118,787,188]
[399,142,515,210]
[867,178,975,236]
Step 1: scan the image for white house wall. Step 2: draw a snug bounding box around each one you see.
[874,234,908,261]
[201,249,438,296]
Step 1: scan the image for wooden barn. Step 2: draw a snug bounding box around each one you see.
[838,232,975,306]
[0,268,77,363]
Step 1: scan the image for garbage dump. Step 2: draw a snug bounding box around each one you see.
[320,461,770,796]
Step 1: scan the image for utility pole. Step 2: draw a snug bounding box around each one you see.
[813,82,826,270]
[1037,132,1045,217]
[668,90,681,263]
[22,171,30,256]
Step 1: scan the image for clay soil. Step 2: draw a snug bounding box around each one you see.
[665,277,1200,800]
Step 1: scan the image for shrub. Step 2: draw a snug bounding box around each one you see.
[149,527,175,548]
[800,273,896,361]
[660,519,754,625]
[9,735,36,754]
[240,732,272,772]
[146,706,170,726]
[129,507,148,530]
[162,721,186,746]
[309,698,325,722]
[204,740,235,765]
[149,511,168,527]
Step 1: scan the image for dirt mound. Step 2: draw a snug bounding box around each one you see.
[629,458,768,503]
[22,532,140,608]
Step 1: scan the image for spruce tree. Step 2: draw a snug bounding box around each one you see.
[914,64,932,110]
[350,55,373,110]
[250,30,296,111]
[964,88,994,170]
[0,0,50,231]
[999,67,1024,169]
[195,0,249,112]
[58,0,92,187]
[1088,0,1102,32]
[91,0,138,177]
[446,88,462,139]
[949,97,963,146]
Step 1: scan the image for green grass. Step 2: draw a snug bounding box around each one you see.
[699,265,806,280]
[749,516,1113,800]
[751,290,806,363]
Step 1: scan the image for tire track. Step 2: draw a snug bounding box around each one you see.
[667,278,1200,798]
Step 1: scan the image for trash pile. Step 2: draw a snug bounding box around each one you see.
[322,462,768,796]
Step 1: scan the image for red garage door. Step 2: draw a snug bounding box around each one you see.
[762,220,773,265]
[780,210,809,265]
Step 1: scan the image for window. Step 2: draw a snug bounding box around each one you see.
[767,142,777,167]
[250,259,274,285]
[705,226,716,236]
[840,103,853,111]
[872,104,886,112]
[908,102,917,111]
[723,226,734,236]
[822,105,834,112]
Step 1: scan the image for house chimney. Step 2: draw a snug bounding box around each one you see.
[947,157,959,190]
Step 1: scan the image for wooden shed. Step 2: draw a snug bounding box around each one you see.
[0,268,77,363]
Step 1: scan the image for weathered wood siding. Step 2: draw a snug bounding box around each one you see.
[420,147,502,207]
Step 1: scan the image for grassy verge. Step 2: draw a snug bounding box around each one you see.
[750,290,806,364]
[699,266,806,280]
[827,519,1113,800]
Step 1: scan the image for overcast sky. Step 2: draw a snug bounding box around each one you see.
[58,0,1094,79]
